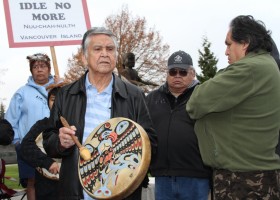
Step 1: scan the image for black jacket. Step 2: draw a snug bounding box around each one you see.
[21,118,55,170]
[20,117,59,199]
[0,119,14,145]
[146,83,211,178]
[43,72,157,200]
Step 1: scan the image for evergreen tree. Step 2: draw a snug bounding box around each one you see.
[0,102,5,119]
[197,36,218,83]
[0,67,8,117]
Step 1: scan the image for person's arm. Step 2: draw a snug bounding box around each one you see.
[135,90,157,188]
[43,90,74,158]
[21,118,55,169]
[186,62,254,119]
[135,70,158,86]
[137,75,159,86]
[136,90,158,157]
[5,92,23,144]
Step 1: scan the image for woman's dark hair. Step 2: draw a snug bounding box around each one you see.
[271,38,280,70]
[47,87,60,103]
[46,82,66,105]
[229,15,273,54]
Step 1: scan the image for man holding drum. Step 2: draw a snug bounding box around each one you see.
[43,27,157,200]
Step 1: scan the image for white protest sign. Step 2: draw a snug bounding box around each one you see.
[3,0,91,47]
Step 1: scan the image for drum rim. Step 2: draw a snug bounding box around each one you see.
[35,132,62,181]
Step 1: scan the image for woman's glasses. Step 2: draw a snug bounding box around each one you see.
[168,69,188,77]
[32,64,49,70]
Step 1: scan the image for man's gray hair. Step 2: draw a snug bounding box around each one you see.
[81,27,118,56]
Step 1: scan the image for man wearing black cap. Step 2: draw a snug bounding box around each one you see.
[146,51,211,200]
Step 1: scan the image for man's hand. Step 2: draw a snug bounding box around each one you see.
[59,126,77,149]
[49,161,60,174]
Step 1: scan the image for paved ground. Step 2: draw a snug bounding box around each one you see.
[8,177,211,200]
[10,190,26,200]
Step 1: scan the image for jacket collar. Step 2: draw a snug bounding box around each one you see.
[113,73,128,99]
[160,81,198,96]
[68,71,128,99]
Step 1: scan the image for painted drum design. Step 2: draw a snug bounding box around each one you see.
[78,117,151,200]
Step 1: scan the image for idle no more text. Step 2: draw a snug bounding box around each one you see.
[19,2,73,21]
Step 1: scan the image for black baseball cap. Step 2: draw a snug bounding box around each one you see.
[168,50,193,69]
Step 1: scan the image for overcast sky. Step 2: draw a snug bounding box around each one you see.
[1,0,280,108]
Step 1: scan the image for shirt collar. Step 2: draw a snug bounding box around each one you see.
[85,73,113,94]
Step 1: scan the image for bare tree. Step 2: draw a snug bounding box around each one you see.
[0,68,7,86]
[63,5,169,90]
[64,48,87,83]
[106,5,169,86]
[0,68,8,105]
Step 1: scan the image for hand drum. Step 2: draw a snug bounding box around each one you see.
[78,117,151,200]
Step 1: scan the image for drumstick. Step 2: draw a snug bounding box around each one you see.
[60,116,91,161]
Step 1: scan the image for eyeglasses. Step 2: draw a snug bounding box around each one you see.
[168,69,188,77]
[32,64,49,70]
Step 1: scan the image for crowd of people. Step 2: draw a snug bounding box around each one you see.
[0,14,280,200]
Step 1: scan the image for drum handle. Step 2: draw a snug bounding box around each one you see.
[60,116,91,161]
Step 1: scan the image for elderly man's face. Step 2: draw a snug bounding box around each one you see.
[83,34,117,75]
[167,68,195,92]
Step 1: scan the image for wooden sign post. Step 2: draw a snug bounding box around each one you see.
[50,46,60,78]
[3,0,91,77]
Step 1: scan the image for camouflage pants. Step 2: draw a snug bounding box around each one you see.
[212,169,280,200]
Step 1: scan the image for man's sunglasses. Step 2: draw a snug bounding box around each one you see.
[168,69,188,77]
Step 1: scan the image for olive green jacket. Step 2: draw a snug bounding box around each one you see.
[186,50,280,171]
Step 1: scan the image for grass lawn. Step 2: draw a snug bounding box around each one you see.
[4,164,24,190]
